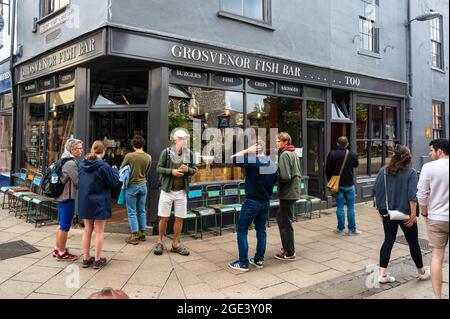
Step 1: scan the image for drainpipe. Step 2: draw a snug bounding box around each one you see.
[406,0,413,150]
[9,0,16,175]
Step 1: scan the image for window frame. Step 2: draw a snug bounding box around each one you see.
[358,0,380,54]
[432,100,445,139]
[39,0,70,19]
[430,16,444,70]
[218,0,274,31]
[355,102,399,177]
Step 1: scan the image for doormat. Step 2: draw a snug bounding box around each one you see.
[396,236,431,252]
[0,240,40,261]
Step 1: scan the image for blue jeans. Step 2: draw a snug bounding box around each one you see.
[335,186,356,233]
[237,199,270,268]
[125,184,148,233]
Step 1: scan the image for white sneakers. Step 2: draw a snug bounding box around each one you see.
[418,266,431,280]
[378,266,431,284]
[378,274,396,283]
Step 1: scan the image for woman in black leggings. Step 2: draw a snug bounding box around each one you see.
[373,145,430,283]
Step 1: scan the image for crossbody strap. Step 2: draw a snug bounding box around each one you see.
[383,166,389,210]
[338,150,349,177]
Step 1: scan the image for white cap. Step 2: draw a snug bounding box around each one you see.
[173,129,190,139]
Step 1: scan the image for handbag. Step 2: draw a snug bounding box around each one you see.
[327,150,349,195]
[383,167,410,221]
[117,188,126,205]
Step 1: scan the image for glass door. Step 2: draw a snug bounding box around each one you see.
[90,110,148,225]
[307,121,325,198]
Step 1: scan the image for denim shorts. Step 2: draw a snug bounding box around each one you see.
[58,200,75,232]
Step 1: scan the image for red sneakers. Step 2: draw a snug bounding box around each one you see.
[56,249,78,261]
[52,248,59,258]
[274,249,297,261]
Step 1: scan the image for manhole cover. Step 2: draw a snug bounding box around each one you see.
[0,240,40,261]
[396,236,431,252]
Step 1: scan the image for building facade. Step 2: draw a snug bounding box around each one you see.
[0,0,13,187]
[408,0,449,170]
[11,0,447,228]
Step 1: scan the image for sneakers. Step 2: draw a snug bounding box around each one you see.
[138,230,147,242]
[334,229,346,236]
[418,266,431,280]
[81,257,95,268]
[56,249,78,262]
[249,258,264,269]
[93,258,108,270]
[348,230,362,236]
[52,248,59,257]
[378,274,396,284]
[274,249,297,261]
[228,260,249,272]
[126,233,139,245]
[154,243,164,255]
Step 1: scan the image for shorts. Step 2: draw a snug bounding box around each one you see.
[158,190,187,219]
[425,219,449,249]
[58,199,75,232]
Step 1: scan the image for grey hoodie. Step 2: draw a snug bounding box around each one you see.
[55,152,80,202]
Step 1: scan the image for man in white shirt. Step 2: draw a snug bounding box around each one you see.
[417,139,449,299]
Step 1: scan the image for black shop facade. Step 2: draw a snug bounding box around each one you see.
[13,27,407,230]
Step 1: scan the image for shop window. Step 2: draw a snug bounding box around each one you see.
[304,87,324,99]
[47,88,75,167]
[41,0,70,17]
[385,107,397,140]
[247,94,303,148]
[371,141,383,175]
[0,93,12,109]
[356,103,398,177]
[91,70,148,107]
[356,103,369,139]
[22,94,46,174]
[357,141,369,176]
[168,85,244,183]
[0,115,12,179]
[220,0,271,23]
[307,100,324,120]
[430,17,444,70]
[359,0,379,53]
[432,101,445,139]
[372,105,383,139]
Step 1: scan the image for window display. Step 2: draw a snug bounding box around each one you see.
[47,88,75,166]
[23,95,46,174]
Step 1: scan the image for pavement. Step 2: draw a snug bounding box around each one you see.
[0,202,448,299]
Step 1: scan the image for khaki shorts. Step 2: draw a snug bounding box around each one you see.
[425,219,449,249]
[158,190,187,219]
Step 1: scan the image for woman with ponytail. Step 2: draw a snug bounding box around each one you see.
[78,141,119,269]
[373,144,430,284]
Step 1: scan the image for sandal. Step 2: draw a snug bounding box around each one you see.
[171,245,190,256]
[154,243,164,255]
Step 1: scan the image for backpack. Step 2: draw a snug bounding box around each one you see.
[42,158,75,198]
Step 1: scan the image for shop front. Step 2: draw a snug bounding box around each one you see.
[13,27,407,230]
[0,58,13,187]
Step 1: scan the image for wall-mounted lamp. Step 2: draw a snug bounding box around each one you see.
[32,17,38,33]
[383,45,395,53]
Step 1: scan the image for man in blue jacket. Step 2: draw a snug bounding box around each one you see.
[229,142,278,272]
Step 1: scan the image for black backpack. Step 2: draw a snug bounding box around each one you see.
[42,158,74,198]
